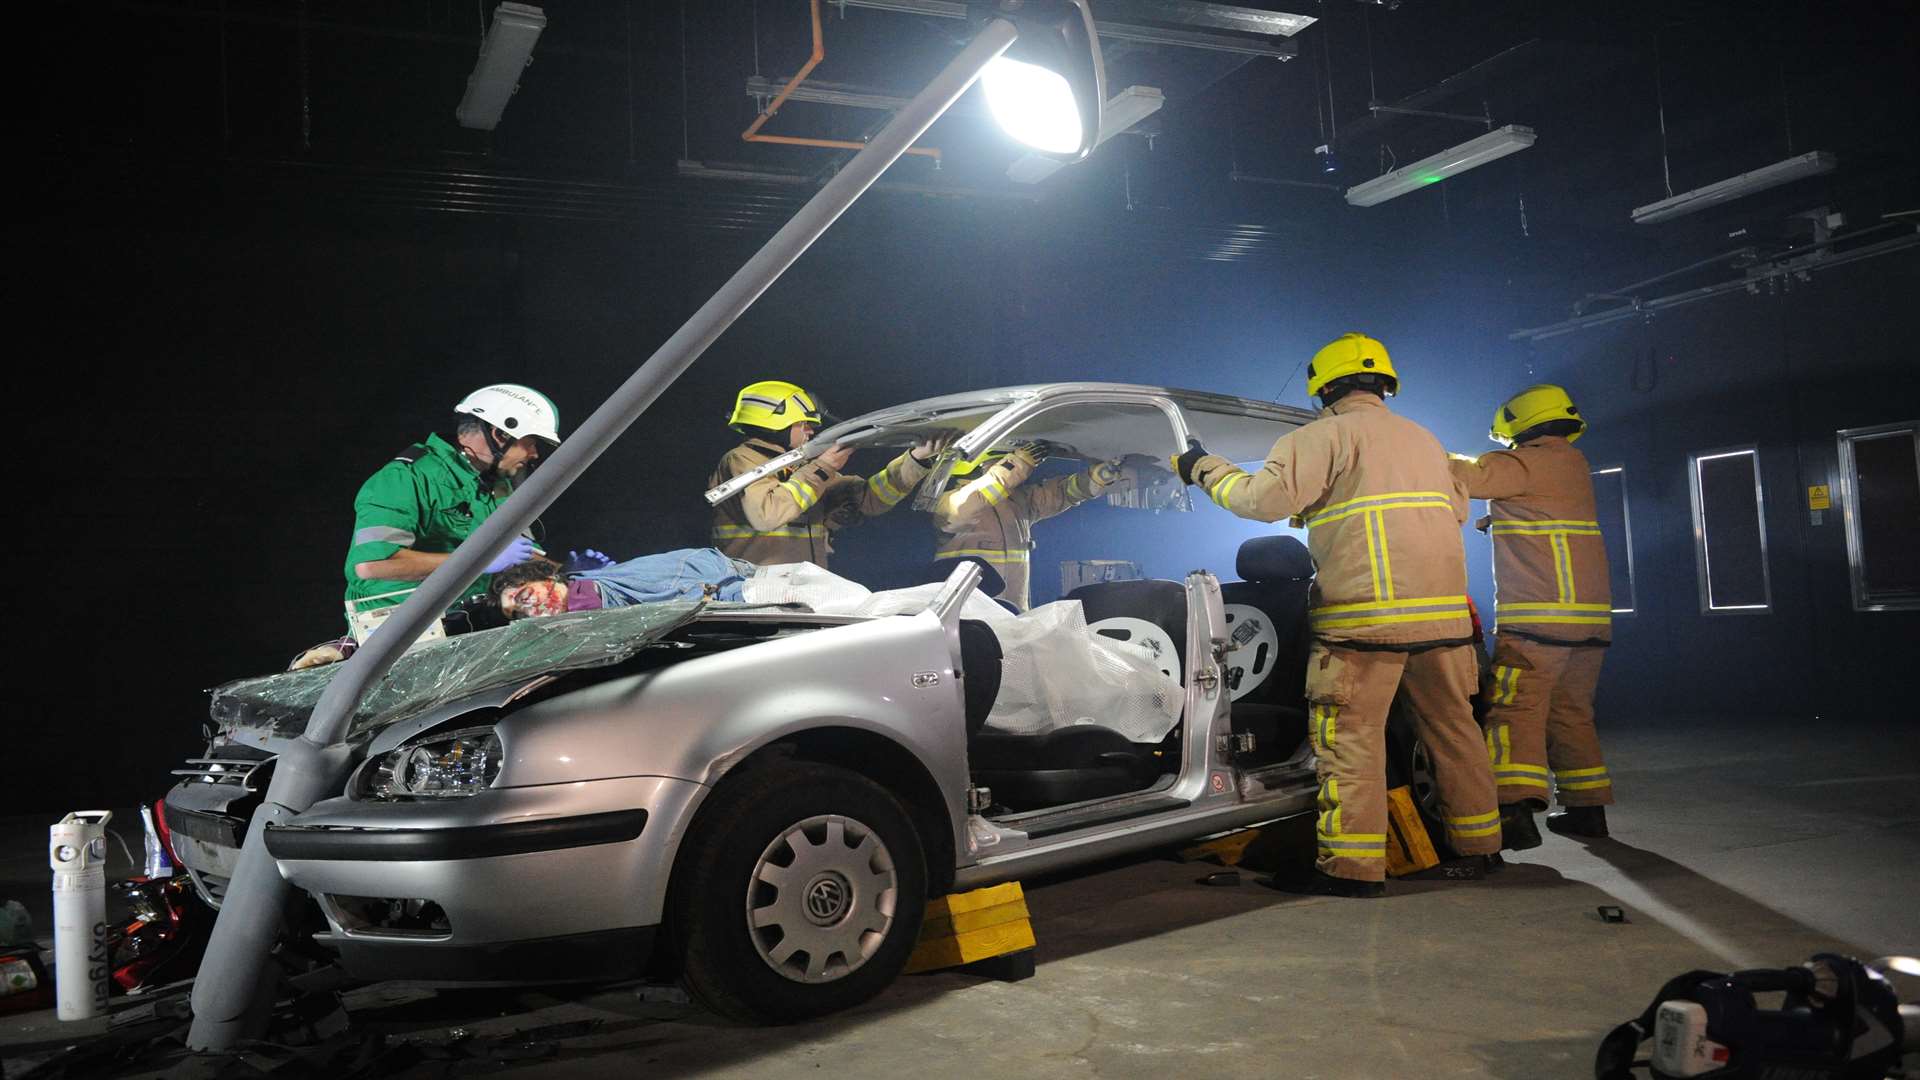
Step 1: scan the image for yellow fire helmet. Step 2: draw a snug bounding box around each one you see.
[728,380,823,432]
[1305,333,1398,398]
[1490,384,1585,446]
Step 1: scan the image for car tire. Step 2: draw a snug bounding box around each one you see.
[1384,697,1455,857]
[669,760,928,1024]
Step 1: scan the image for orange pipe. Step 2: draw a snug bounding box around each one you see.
[741,0,941,161]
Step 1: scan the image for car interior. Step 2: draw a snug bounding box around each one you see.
[961,533,1316,815]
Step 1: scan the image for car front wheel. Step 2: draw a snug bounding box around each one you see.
[670,760,928,1023]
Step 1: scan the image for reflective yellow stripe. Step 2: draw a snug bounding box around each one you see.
[1446,810,1500,825]
[1558,779,1613,791]
[1496,774,1551,789]
[1209,471,1245,508]
[783,479,818,510]
[867,469,905,506]
[1310,703,1339,749]
[1496,602,1612,611]
[1312,611,1474,629]
[980,478,1010,506]
[1374,510,1395,601]
[1447,821,1502,838]
[1066,474,1084,500]
[939,548,1029,564]
[1307,489,1454,522]
[1498,615,1613,625]
[1497,763,1548,776]
[1482,515,1605,526]
[1312,595,1470,615]
[1553,534,1576,603]
[1362,508,1385,600]
[1554,766,1609,778]
[1306,497,1456,528]
[1490,665,1521,706]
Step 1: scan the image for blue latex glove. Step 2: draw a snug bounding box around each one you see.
[563,548,613,574]
[483,536,539,575]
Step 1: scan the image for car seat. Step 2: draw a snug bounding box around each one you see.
[1220,536,1314,760]
[965,579,1185,813]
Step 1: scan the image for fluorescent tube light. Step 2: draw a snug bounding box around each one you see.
[455,3,546,131]
[1631,151,1837,224]
[1343,124,1536,207]
[1006,85,1163,183]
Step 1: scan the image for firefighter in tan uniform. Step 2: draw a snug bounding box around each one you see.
[931,444,1126,611]
[1176,334,1502,897]
[1451,385,1614,845]
[708,381,945,570]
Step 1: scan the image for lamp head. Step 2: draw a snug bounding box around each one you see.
[975,0,1105,161]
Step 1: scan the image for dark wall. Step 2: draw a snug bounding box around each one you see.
[1520,250,1920,719]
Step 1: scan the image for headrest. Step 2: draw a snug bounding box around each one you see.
[1237,535,1314,582]
[931,557,1007,600]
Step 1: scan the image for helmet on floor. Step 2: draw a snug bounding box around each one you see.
[1305,333,1398,399]
[1491,384,1585,446]
[729,380,824,432]
[456,384,562,445]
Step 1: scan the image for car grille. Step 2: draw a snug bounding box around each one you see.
[170,757,271,790]
[165,805,243,848]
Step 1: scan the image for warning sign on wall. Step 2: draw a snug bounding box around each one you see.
[1807,485,1831,510]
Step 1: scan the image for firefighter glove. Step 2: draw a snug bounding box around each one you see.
[1172,442,1209,486]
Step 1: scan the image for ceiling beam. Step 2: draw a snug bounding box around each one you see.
[833,0,1304,59]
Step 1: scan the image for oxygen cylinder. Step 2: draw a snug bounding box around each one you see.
[50,810,112,1021]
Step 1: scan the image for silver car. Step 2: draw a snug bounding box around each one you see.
[165,383,1446,1022]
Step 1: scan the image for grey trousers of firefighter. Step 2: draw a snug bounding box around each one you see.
[1306,641,1502,882]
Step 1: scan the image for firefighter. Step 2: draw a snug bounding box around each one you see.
[344,384,560,622]
[1451,385,1614,844]
[1175,334,1501,897]
[931,443,1125,611]
[708,380,946,570]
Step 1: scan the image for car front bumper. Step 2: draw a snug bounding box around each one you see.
[267,775,705,984]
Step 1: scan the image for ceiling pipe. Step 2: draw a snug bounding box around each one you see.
[742,0,942,162]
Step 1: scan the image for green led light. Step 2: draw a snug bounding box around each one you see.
[1420,175,1443,184]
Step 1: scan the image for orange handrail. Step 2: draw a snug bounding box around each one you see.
[741,0,942,161]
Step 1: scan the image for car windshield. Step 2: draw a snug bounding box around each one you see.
[211,600,706,740]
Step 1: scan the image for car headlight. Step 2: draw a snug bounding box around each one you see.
[360,726,502,800]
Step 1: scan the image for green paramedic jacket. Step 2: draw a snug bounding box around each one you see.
[343,433,514,615]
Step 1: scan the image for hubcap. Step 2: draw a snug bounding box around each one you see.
[1409,738,1440,818]
[746,814,898,984]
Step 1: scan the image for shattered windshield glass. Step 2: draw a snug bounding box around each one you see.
[210,600,706,740]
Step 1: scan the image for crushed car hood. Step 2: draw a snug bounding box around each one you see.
[210,600,708,741]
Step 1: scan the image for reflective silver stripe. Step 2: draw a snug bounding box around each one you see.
[353,526,415,546]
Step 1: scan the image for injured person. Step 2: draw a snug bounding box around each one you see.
[489,548,1184,743]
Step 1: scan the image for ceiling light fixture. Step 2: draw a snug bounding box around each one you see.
[455,2,546,131]
[1006,84,1162,183]
[1343,124,1535,207]
[1630,151,1837,225]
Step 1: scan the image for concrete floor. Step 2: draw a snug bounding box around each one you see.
[4,714,1916,1078]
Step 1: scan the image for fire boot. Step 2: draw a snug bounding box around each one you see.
[1500,803,1543,851]
[1259,868,1386,899]
[1546,805,1608,838]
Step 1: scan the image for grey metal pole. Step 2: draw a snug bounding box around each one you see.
[186,16,1020,1051]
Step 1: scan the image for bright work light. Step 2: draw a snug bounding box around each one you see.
[978,0,1105,161]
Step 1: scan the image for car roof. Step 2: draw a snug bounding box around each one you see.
[706,382,1314,505]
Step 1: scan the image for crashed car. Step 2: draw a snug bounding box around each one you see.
[163,382,1460,1023]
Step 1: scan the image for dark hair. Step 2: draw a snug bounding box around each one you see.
[488,556,565,606]
[447,412,492,446]
[1318,372,1396,406]
[1515,419,1584,444]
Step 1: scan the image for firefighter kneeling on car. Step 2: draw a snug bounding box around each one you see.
[1175,333,1502,897]
[1451,385,1615,848]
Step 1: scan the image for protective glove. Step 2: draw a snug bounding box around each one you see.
[1008,441,1050,470]
[483,535,539,575]
[1172,441,1210,486]
[1090,459,1123,487]
[910,436,954,467]
[562,548,613,574]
